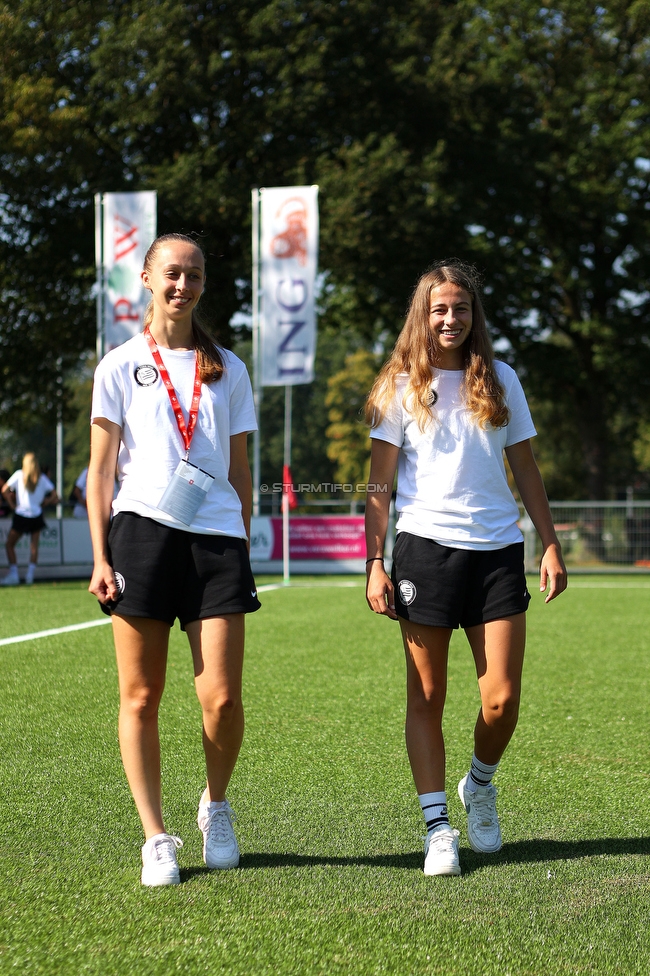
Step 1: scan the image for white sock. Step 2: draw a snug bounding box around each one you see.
[467,754,499,792]
[418,791,449,833]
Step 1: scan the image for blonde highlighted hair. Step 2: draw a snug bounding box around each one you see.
[142,233,224,384]
[366,259,509,431]
[22,452,40,493]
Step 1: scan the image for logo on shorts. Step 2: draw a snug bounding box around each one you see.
[134,364,159,387]
[398,579,417,606]
[114,572,126,594]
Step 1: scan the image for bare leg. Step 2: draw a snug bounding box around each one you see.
[400,620,452,794]
[29,531,40,564]
[112,614,171,839]
[5,528,21,565]
[186,614,245,802]
[465,614,526,766]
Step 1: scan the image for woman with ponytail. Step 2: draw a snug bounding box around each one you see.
[88,234,260,886]
[365,259,566,877]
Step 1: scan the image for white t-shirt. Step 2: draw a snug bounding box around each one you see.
[7,471,54,518]
[371,361,537,550]
[73,468,88,519]
[91,334,257,537]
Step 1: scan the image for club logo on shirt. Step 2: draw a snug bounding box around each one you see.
[134,364,159,387]
[398,579,417,606]
[114,572,126,594]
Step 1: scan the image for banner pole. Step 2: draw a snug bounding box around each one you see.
[55,357,63,520]
[282,384,292,585]
[94,193,104,362]
[251,188,262,517]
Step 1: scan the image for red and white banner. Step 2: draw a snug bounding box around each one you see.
[250,516,365,561]
[259,185,318,386]
[96,191,157,353]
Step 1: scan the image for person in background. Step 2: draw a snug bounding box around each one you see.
[1,453,59,585]
[0,469,11,518]
[72,467,89,518]
[365,259,566,877]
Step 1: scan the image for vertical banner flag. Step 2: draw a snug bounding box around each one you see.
[98,191,157,353]
[259,185,319,386]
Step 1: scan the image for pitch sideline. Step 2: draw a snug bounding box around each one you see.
[3,578,646,647]
[0,580,364,647]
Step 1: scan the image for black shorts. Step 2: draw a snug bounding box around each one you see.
[102,512,261,628]
[391,532,530,629]
[12,512,46,534]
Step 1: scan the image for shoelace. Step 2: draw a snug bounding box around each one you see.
[470,789,498,827]
[428,829,459,855]
[207,805,236,845]
[152,835,183,863]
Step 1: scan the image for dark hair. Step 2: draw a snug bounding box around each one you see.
[142,233,224,383]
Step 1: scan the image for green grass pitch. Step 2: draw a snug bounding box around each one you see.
[0,576,649,975]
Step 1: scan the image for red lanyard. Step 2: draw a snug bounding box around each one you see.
[144,326,202,458]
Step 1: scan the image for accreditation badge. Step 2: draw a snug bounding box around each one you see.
[157,459,215,525]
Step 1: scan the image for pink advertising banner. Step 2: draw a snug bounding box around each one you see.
[253,516,365,561]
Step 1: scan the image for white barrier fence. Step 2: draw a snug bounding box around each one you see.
[1,503,650,579]
[0,518,92,569]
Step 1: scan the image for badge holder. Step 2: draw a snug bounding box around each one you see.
[157,459,215,525]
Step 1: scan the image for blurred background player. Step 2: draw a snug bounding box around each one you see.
[1,453,58,585]
[71,466,89,518]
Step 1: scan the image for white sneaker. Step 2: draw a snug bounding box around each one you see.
[140,833,183,886]
[0,567,19,586]
[423,824,461,876]
[458,774,502,853]
[25,565,35,585]
[197,798,240,869]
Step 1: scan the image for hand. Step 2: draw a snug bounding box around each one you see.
[539,543,567,602]
[88,559,119,605]
[366,561,398,619]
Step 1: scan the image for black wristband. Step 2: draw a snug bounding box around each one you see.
[365,557,384,564]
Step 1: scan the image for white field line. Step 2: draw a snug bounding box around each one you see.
[0,617,112,647]
[564,582,650,588]
[0,580,365,646]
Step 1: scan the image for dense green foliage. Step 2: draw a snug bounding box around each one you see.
[1,577,649,974]
[0,1,649,496]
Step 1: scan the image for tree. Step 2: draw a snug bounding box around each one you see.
[1,1,649,499]
[325,348,379,492]
[436,1,650,497]
[0,3,107,431]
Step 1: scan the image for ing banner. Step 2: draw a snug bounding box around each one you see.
[259,185,319,386]
[97,191,157,354]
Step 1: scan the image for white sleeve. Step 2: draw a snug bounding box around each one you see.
[369,390,404,447]
[91,355,125,427]
[503,370,537,447]
[227,360,258,436]
[7,471,20,491]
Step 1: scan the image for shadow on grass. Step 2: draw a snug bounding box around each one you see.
[179,837,650,880]
[459,835,650,876]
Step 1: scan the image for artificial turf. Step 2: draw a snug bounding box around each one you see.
[0,576,648,975]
